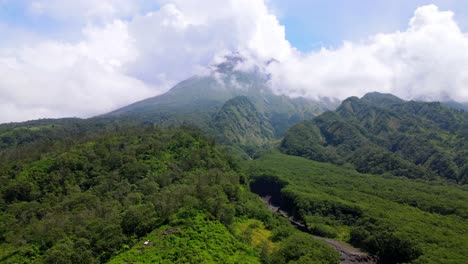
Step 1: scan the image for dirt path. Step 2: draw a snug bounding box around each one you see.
[260,196,378,264]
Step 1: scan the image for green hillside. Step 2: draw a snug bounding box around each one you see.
[213,96,274,146]
[0,126,239,262]
[109,212,260,264]
[281,92,468,183]
[247,151,468,263]
[0,125,339,264]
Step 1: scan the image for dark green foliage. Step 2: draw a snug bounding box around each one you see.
[0,124,340,263]
[0,118,128,151]
[350,218,422,263]
[121,205,159,237]
[0,126,244,263]
[279,120,338,163]
[2,179,38,203]
[0,119,80,149]
[213,96,274,146]
[268,233,339,264]
[281,92,468,183]
[248,151,468,263]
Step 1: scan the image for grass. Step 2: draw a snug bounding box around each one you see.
[231,219,278,252]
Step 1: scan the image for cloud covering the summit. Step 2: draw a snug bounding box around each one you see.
[0,0,467,123]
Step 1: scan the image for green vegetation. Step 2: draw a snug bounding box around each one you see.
[247,151,468,263]
[213,96,274,146]
[281,92,468,183]
[0,125,339,263]
[0,126,240,263]
[1,87,467,263]
[0,118,82,149]
[112,211,339,264]
[109,211,259,264]
[232,219,277,250]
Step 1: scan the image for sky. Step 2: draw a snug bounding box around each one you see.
[1,0,468,123]
[271,0,468,51]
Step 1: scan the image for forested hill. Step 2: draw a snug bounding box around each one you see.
[281,92,468,183]
[212,96,274,146]
[0,125,339,263]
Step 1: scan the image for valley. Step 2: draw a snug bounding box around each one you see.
[258,194,378,264]
[247,151,468,263]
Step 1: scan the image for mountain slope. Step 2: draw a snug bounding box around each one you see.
[213,96,274,146]
[104,56,337,137]
[443,101,468,111]
[281,92,468,183]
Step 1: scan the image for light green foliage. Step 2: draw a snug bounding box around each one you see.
[110,212,259,264]
[231,219,277,251]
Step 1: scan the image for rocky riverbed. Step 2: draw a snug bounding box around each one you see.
[260,195,378,264]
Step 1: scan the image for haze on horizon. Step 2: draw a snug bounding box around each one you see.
[1,0,468,123]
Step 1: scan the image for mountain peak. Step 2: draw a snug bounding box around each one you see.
[213,53,246,73]
[361,92,405,106]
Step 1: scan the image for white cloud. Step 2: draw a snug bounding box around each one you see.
[1,2,468,123]
[28,0,141,22]
[0,0,289,123]
[268,5,468,102]
[125,0,291,88]
[0,20,154,123]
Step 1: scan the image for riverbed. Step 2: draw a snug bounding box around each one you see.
[260,195,378,264]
